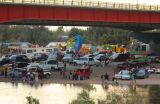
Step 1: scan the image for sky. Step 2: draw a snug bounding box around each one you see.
[48,0,160,30]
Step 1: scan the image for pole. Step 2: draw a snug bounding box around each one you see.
[136,0,139,9]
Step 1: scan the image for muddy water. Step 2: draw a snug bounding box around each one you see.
[0,82,160,104]
[0,82,106,104]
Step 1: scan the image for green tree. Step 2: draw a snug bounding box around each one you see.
[70,84,95,104]
[68,28,85,38]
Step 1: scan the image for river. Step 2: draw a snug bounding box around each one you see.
[0,82,160,104]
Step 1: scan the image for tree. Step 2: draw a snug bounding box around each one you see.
[70,84,96,104]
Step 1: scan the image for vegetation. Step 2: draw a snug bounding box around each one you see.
[71,84,146,104]
[149,85,160,104]
[98,86,146,104]
[24,85,147,104]
[70,84,96,104]
[26,96,40,104]
[0,25,131,46]
[69,27,130,45]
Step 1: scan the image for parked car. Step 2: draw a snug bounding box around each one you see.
[25,66,51,79]
[83,54,94,58]
[39,59,64,71]
[155,68,160,74]
[117,62,131,69]
[62,54,73,63]
[0,57,11,66]
[94,54,105,60]
[113,53,130,62]
[146,53,160,63]
[16,62,29,68]
[75,67,92,79]
[48,51,58,60]
[145,65,157,73]
[114,70,132,80]
[135,69,149,79]
[10,55,30,63]
[73,57,100,66]
[32,53,48,62]
[94,54,109,64]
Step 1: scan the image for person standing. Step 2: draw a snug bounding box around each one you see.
[101,75,105,84]
[29,71,35,83]
[4,64,8,78]
[101,72,109,85]
[38,69,43,83]
[35,69,39,83]
[64,62,67,71]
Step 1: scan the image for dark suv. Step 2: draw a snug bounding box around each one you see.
[32,53,48,62]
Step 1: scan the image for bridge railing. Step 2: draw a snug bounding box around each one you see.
[0,0,160,11]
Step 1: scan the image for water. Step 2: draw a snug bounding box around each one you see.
[0,82,160,104]
[0,82,106,104]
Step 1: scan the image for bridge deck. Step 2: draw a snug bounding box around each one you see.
[0,0,160,11]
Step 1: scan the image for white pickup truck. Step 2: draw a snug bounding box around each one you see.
[73,57,100,66]
[39,59,64,71]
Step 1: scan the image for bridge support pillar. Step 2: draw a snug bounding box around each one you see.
[149,41,160,55]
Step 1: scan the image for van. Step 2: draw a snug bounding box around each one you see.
[21,47,58,59]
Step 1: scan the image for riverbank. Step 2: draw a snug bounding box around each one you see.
[0,62,160,85]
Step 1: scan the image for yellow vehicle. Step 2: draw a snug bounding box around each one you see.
[112,45,126,53]
[101,44,126,53]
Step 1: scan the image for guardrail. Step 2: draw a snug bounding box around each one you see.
[0,0,160,11]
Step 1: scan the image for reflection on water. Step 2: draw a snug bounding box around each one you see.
[0,82,160,104]
[148,85,160,104]
[0,82,106,104]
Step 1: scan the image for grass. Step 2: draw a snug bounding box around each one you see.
[130,51,146,55]
[131,57,147,62]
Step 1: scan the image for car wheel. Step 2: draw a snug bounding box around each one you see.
[51,67,55,71]
[73,62,77,66]
[143,76,146,79]
[45,74,50,79]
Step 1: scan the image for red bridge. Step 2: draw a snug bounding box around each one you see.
[0,0,160,31]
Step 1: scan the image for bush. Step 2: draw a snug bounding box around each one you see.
[70,84,95,104]
[26,96,40,104]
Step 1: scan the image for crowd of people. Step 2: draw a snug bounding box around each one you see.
[0,64,44,84]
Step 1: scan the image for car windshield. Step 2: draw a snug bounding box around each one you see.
[138,69,145,74]
[35,53,41,56]
[80,58,88,61]
[40,61,45,65]
[64,54,72,57]
[121,71,129,75]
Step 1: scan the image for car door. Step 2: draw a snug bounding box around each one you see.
[117,71,122,79]
[47,60,57,69]
[80,58,87,65]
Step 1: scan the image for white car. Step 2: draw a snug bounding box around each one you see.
[62,54,73,63]
[83,54,94,58]
[73,57,100,65]
[145,65,156,73]
[48,52,58,60]
[25,66,51,78]
[155,68,160,74]
[27,62,40,67]
[94,54,105,60]
[114,70,131,80]
[39,59,64,71]
[109,52,119,60]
